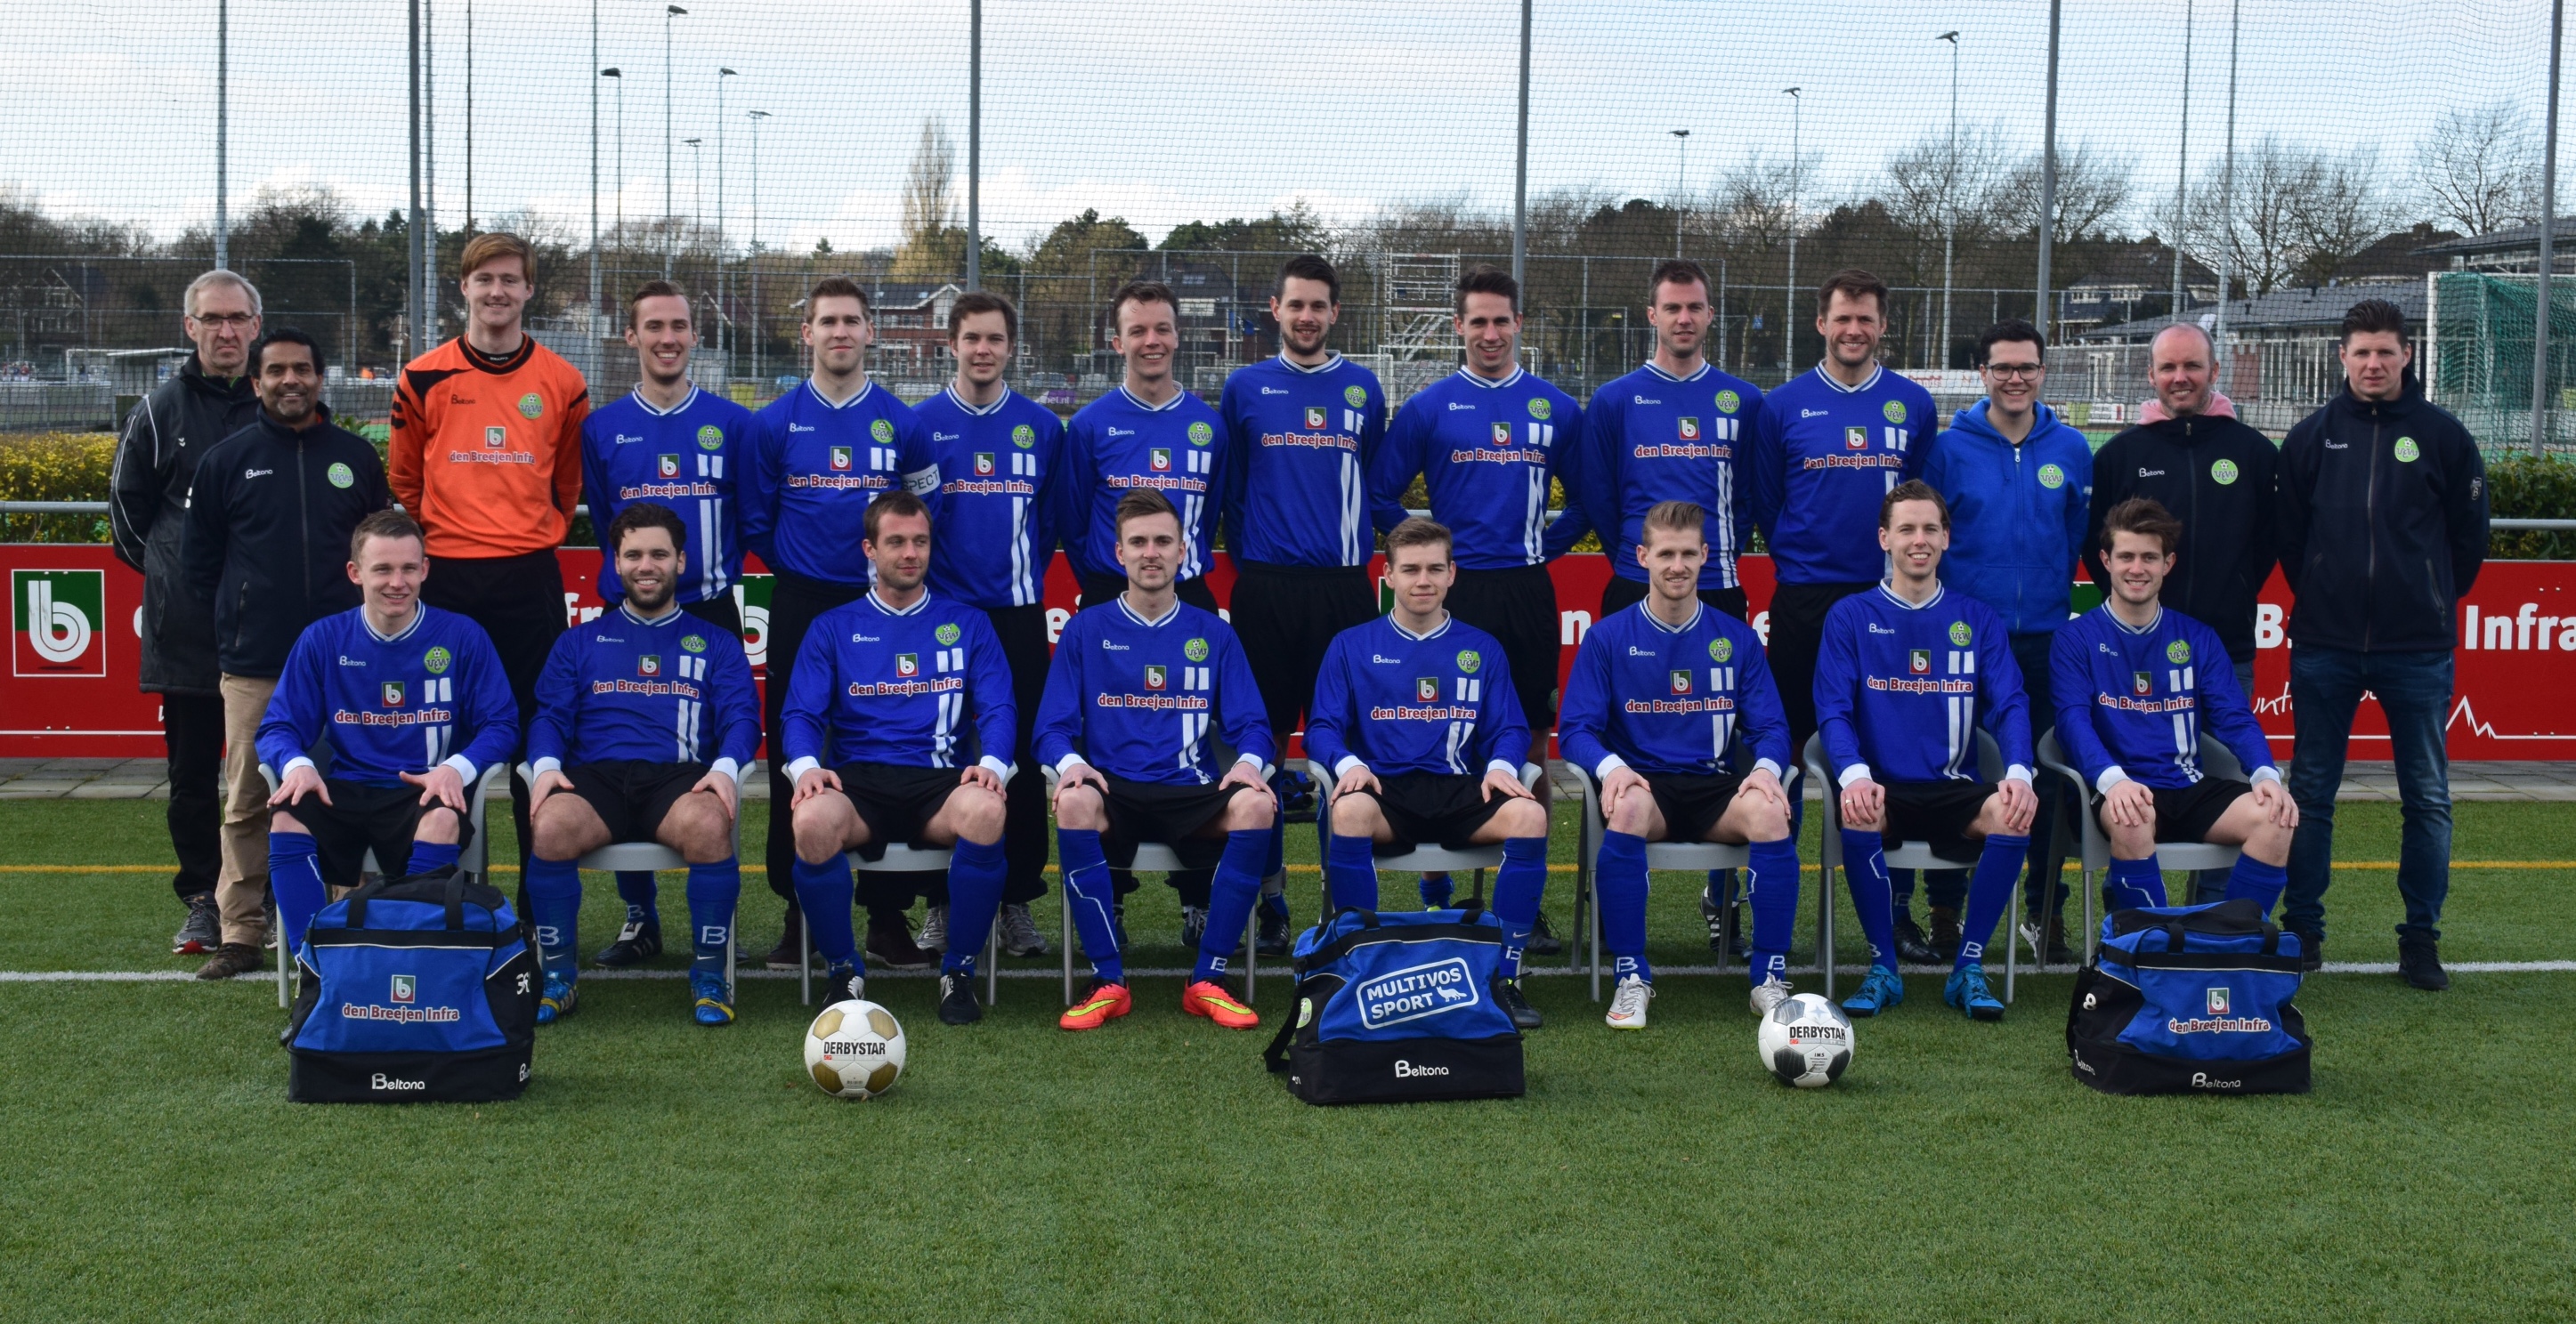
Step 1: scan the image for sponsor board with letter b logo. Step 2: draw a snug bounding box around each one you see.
[12,569,104,677]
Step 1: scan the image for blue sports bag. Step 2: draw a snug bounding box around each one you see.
[2067,899,2311,1095]
[286,868,539,1102]
[1263,908,1524,1104]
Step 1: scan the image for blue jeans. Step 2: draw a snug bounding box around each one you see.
[2284,645,2454,941]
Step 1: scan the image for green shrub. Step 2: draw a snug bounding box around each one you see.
[0,432,117,543]
[2487,454,2576,560]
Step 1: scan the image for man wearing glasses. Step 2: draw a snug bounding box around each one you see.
[1920,319,2092,964]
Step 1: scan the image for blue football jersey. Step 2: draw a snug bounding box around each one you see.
[1813,583,2033,787]
[1219,354,1386,567]
[919,385,1066,610]
[1371,367,1590,569]
[1034,595,1272,787]
[1304,613,1528,779]
[256,606,518,789]
[2051,603,2278,793]
[1558,601,1790,779]
[777,590,1017,775]
[525,602,761,778]
[740,379,938,586]
[1747,365,1936,585]
[1570,362,1762,588]
[580,386,754,605]
[1060,386,1227,584]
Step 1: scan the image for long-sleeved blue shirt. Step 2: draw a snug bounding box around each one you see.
[579,385,754,606]
[777,589,1017,779]
[1219,353,1386,568]
[1303,613,1527,779]
[1922,399,2093,635]
[1370,366,1591,569]
[1747,364,1936,585]
[1569,362,1762,589]
[256,605,518,790]
[1035,594,1272,787]
[2050,603,2279,793]
[740,379,939,586]
[525,601,760,781]
[1558,601,1791,781]
[918,385,1066,610]
[1814,582,2033,787]
[1059,385,1227,584]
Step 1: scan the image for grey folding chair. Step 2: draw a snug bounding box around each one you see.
[2033,730,2245,983]
[1565,760,1754,1001]
[260,760,507,1008]
[1300,757,1542,916]
[514,763,746,1005]
[1802,730,2005,1001]
[1041,764,1262,1006]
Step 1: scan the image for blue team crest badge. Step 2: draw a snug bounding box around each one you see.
[896,653,919,677]
[974,451,996,475]
[1843,425,1869,450]
[1150,447,1172,472]
[1344,384,1367,408]
[936,623,962,646]
[381,680,406,707]
[1678,416,1700,440]
[1011,424,1036,449]
[1490,422,1514,446]
[1144,664,1168,690]
[1908,649,1932,674]
[871,418,895,444]
[830,445,853,472]
[2037,463,2065,488]
[2135,671,2154,696]
[1187,421,1213,447]
[658,453,681,479]
[1305,406,1327,430]
[1416,676,1440,702]
[1715,389,1741,415]
[1883,400,1907,424]
[1456,650,1481,674]
[1527,397,1551,421]
[1670,669,1692,695]
[1184,637,1210,662]
[1948,620,1973,646]
[682,634,708,654]
[423,646,451,675]
[637,654,661,678]
[1709,638,1732,663]
[2167,639,2191,664]
[696,424,724,451]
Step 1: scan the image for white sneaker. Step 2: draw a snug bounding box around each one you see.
[995,903,1049,957]
[1606,974,1654,1030]
[1749,974,1794,1017]
[919,904,950,955]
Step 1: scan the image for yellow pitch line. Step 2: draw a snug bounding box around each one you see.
[8,860,2576,875]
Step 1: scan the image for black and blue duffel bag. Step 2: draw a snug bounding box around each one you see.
[2067,899,2311,1095]
[286,868,539,1102]
[1263,908,1524,1104]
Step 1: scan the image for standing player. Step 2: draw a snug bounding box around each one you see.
[1815,481,2037,1021]
[1559,502,1798,1029]
[255,511,518,949]
[1038,490,1274,1033]
[577,279,756,970]
[1306,517,1549,1028]
[1370,262,1587,936]
[780,492,1017,1025]
[740,277,941,971]
[1219,254,1387,955]
[390,233,592,880]
[522,505,758,1026]
[1566,257,1766,957]
[920,289,1064,964]
[1058,281,1232,945]
[2052,498,2295,919]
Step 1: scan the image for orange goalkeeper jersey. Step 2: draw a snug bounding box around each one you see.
[390,335,592,559]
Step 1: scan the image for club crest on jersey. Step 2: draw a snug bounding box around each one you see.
[1527,398,1551,421]
[1883,400,1907,424]
[518,392,544,420]
[2135,671,2154,696]
[657,453,680,479]
[327,462,354,488]
[1144,664,1168,690]
[1456,650,1480,674]
[381,681,406,706]
[895,653,919,677]
[974,451,995,476]
[1011,423,1036,449]
[1678,416,1700,440]
[2037,463,2065,489]
[637,654,661,677]
[2212,458,2240,485]
[1417,676,1440,702]
[1150,447,1172,472]
[871,418,895,444]
[1188,421,1214,447]
[1344,384,1367,408]
[1184,638,1210,662]
[1909,649,1931,674]
[1491,422,1514,446]
[696,424,725,451]
[1670,669,1692,695]
[829,446,853,472]
[1715,389,1741,415]
[682,634,708,653]
[2167,639,2191,664]
[1305,406,1326,430]
[1843,425,1868,450]
[1709,638,1732,663]
[1948,620,1973,646]
[484,425,508,448]
[423,646,451,675]
[936,623,962,646]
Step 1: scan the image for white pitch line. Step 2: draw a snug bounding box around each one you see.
[9,960,2576,983]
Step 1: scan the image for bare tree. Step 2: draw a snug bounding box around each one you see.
[1704,149,1819,270]
[2418,102,2544,237]
[892,118,958,278]
[2183,136,2311,296]
[1988,140,2135,246]
[2291,147,2402,284]
[1877,121,2016,284]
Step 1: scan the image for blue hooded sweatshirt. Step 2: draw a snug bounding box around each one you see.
[1923,399,2093,636]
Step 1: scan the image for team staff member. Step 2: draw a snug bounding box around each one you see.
[1747,270,1936,797]
[920,289,1063,964]
[390,232,592,879]
[178,328,391,980]
[2279,298,2489,990]
[1219,254,1386,954]
[740,277,941,971]
[578,279,755,969]
[109,270,262,957]
[1922,319,2090,965]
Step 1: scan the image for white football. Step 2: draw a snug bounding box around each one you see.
[805,999,908,1100]
[1758,993,1854,1088]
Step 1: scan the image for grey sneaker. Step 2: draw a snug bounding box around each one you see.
[996,902,1049,957]
[920,904,950,955]
[174,893,221,955]
[1749,974,1794,1017]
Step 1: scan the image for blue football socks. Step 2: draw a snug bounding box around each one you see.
[1057,828,1123,985]
[1419,871,1455,908]
[1956,833,2029,970]
[1327,833,1380,912]
[943,836,1009,978]
[1746,837,1802,985]
[407,839,461,876]
[1597,829,1652,984]
[1492,836,1549,980]
[790,854,857,965]
[2106,856,2168,911]
[525,855,583,976]
[615,870,660,927]
[2224,855,2288,918]
[268,829,327,951]
[1840,829,1900,969]
[685,858,739,974]
[1193,830,1268,981]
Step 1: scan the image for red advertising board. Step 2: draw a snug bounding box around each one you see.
[8,543,2572,760]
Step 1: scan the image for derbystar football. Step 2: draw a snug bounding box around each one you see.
[1757,993,1854,1088]
[805,999,908,1100]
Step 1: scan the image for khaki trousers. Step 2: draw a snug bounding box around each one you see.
[216,674,279,947]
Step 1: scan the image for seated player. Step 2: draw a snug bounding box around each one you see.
[522,504,759,1026]
[255,510,516,951]
[2053,497,2296,917]
[1037,488,1276,1032]
[1306,517,1550,1029]
[1816,480,2037,1022]
[780,491,1018,1026]
[1559,501,1798,1030]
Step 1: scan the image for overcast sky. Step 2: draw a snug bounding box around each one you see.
[0,0,2556,253]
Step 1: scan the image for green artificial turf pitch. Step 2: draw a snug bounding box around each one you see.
[2,798,2572,1319]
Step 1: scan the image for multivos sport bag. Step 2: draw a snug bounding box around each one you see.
[1264,908,1523,1105]
[2067,899,2310,1095]
[286,868,539,1102]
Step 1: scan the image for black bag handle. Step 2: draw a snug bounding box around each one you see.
[441,868,467,931]
[341,871,398,931]
[1331,906,1382,930]
[2260,922,2282,957]
[1262,995,1300,1073]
